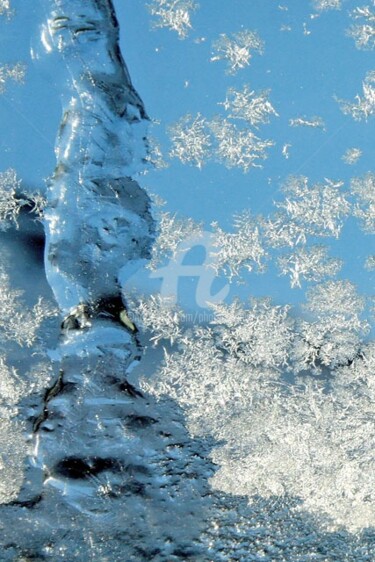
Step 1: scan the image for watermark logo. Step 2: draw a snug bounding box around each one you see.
[150,231,229,307]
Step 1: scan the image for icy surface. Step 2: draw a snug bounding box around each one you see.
[0,0,375,560]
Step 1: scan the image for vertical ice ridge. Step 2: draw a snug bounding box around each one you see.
[42,0,154,313]
[0,2,218,560]
[19,0,156,515]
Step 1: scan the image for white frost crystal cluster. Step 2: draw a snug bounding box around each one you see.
[0,1,11,17]
[277,245,342,288]
[0,258,56,505]
[169,87,277,172]
[148,0,198,39]
[126,293,184,344]
[139,278,373,530]
[342,147,362,164]
[220,85,278,127]
[209,117,274,172]
[211,29,264,75]
[149,208,203,268]
[210,298,294,369]
[168,113,211,169]
[149,174,352,288]
[0,169,21,229]
[312,0,342,11]
[365,254,375,269]
[0,357,25,412]
[0,169,45,230]
[210,213,267,279]
[210,358,375,531]
[277,176,350,239]
[0,357,54,507]
[292,280,368,372]
[289,115,326,129]
[348,2,375,50]
[351,172,375,233]
[338,70,375,120]
[0,265,57,348]
[0,62,25,93]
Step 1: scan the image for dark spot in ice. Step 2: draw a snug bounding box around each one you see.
[8,495,43,509]
[126,463,151,476]
[172,547,199,557]
[58,381,76,394]
[124,414,157,428]
[61,304,91,330]
[94,294,123,316]
[54,457,120,479]
[33,370,65,433]
[126,481,146,495]
[14,550,46,561]
[135,547,162,558]
[23,232,45,262]
[159,431,172,438]
[61,316,80,330]
[118,380,143,397]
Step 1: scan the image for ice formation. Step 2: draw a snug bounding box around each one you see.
[1,1,375,560]
[0,1,213,559]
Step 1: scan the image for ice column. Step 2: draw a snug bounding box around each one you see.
[21,0,155,512]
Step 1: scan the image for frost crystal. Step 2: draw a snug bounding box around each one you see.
[0,357,25,410]
[210,212,267,280]
[293,280,368,372]
[211,30,264,75]
[351,172,375,233]
[142,276,373,529]
[342,147,362,164]
[0,62,25,93]
[149,210,203,269]
[277,245,342,288]
[0,170,43,229]
[169,113,275,171]
[337,70,375,120]
[348,3,375,50]
[220,85,278,128]
[0,1,12,18]
[0,168,22,229]
[312,0,341,11]
[210,368,375,531]
[0,417,26,503]
[144,136,169,171]
[0,360,54,505]
[209,298,294,368]
[0,265,57,347]
[365,255,375,269]
[28,191,47,218]
[289,115,326,129]
[169,113,211,168]
[261,211,308,248]
[282,143,291,159]
[210,117,274,172]
[126,294,183,345]
[278,175,350,238]
[148,0,198,39]
[142,325,227,432]
[142,298,294,432]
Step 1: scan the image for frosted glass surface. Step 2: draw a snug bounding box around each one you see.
[0,1,374,560]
